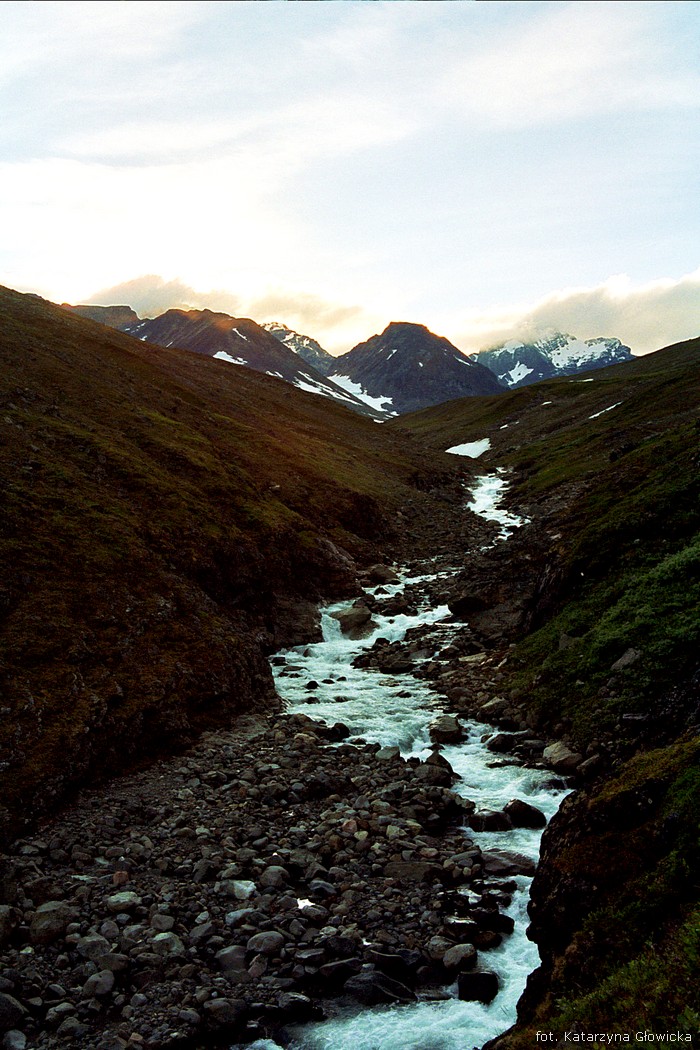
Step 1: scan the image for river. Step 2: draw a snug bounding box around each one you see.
[240,474,566,1050]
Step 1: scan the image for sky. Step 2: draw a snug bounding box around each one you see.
[0,0,698,356]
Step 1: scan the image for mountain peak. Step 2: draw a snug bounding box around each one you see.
[328,321,504,414]
[475,331,634,388]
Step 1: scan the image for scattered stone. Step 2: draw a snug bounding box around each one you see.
[0,994,27,1032]
[246,931,285,956]
[610,648,642,672]
[105,891,142,914]
[29,901,78,945]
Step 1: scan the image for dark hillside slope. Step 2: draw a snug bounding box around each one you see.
[399,341,700,1039]
[0,287,465,842]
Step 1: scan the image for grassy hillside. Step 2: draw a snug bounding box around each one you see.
[399,339,700,748]
[0,287,464,841]
[401,342,700,1039]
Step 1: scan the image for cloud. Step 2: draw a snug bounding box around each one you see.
[452,270,700,356]
[83,274,374,354]
[85,275,242,318]
[438,2,700,128]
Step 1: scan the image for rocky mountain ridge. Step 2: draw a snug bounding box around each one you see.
[327,321,504,415]
[262,321,335,375]
[121,309,379,417]
[473,332,634,388]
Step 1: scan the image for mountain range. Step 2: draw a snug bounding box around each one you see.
[65,304,635,415]
[473,331,634,387]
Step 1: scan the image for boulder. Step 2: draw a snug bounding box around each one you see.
[457,970,499,1003]
[331,603,375,639]
[542,742,583,775]
[29,901,78,945]
[442,943,477,972]
[429,715,464,745]
[610,648,642,672]
[469,809,513,832]
[383,861,444,883]
[105,891,141,914]
[0,994,27,1033]
[503,799,547,828]
[367,564,399,584]
[203,998,247,1029]
[343,972,416,1006]
[480,849,536,876]
[246,931,285,956]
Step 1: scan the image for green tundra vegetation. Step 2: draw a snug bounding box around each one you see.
[400,339,700,1038]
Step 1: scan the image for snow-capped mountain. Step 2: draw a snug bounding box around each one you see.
[121,309,380,417]
[473,333,634,388]
[262,322,335,376]
[327,322,504,415]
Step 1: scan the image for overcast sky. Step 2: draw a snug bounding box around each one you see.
[1,0,698,354]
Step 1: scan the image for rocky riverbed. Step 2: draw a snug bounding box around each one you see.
[0,709,544,1050]
[0,545,583,1050]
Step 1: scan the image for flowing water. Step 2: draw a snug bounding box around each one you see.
[243,477,565,1049]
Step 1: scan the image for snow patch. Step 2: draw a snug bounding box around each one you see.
[446,439,491,458]
[231,326,249,341]
[506,363,533,385]
[589,402,622,419]
[214,351,248,366]
[328,373,396,415]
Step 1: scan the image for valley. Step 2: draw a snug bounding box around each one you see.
[1,287,699,1048]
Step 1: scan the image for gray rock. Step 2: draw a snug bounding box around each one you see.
[469,809,513,832]
[29,901,78,945]
[344,972,416,1005]
[150,913,174,932]
[152,931,185,956]
[611,648,642,672]
[366,564,399,584]
[383,861,443,883]
[442,943,478,971]
[331,603,375,639]
[76,933,112,960]
[97,953,129,973]
[81,970,115,999]
[189,921,214,946]
[203,998,246,1028]
[245,930,285,956]
[215,945,248,974]
[542,742,583,774]
[105,891,141,913]
[2,1031,27,1050]
[480,849,536,876]
[44,1002,75,1026]
[259,865,288,889]
[429,715,464,744]
[0,994,27,1032]
[375,746,401,762]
